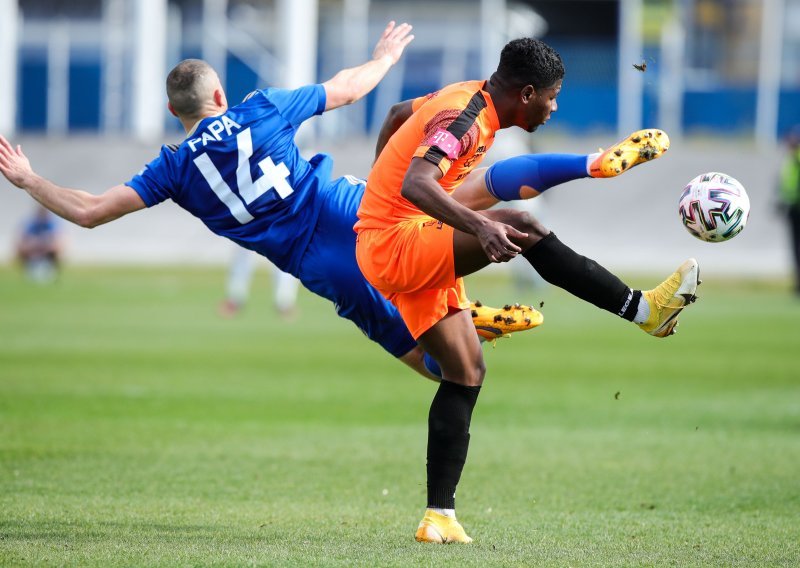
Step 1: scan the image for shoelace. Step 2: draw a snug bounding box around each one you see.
[652,273,682,307]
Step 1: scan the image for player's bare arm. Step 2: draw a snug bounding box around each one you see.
[0,135,145,228]
[374,99,414,162]
[322,21,414,111]
[401,158,526,263]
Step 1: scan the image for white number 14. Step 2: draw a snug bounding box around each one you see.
[193,127,293,224]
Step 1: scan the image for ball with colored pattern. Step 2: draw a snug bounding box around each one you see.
[678,172,750,242]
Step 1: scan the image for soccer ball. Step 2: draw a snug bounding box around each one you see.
[678,172,750,242]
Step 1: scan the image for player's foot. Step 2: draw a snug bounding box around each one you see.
[217,299,242,318]
[276,304,299,322]
[589,129,670,178]
[471,301,543,340]
[415,510,473,544]
[638,258,700,337]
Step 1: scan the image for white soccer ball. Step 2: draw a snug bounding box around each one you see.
[678,172,751,242]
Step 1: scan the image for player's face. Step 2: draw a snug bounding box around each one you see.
[522,80,562,133]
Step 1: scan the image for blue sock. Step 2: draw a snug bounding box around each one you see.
[485,154,590,201]
[423,352,443,379]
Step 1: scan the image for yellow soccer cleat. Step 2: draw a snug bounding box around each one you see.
[638,258,700,338]
[589,128,670,178]
[470,301,544,341]
[415,509,473,544]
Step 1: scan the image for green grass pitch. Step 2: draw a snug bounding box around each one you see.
[1,265,798,566]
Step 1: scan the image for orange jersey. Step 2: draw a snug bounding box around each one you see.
[355,80,501,231]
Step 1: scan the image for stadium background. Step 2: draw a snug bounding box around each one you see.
[1,2,799,566]
[0,0,798,277]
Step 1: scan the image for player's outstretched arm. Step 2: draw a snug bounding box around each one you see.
[322,21,413,111]
[0,135,145,228]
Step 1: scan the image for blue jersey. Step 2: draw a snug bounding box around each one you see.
[126,84,332,275]
[127,83,418,359]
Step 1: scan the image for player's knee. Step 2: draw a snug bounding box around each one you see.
[440,357,485,386]
[460,358,486,387]
[499,209,549,243]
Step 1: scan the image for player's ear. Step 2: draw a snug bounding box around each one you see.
[167,101,179,117]
[520,85,535,104]
[213,88,227,110]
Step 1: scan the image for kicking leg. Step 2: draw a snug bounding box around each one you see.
[452,208,699,337]
[454,210,637,318]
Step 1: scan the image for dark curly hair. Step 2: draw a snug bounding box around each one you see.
[494,38,564,90]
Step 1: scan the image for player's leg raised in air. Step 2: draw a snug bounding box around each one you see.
[453,208,699,338]
[451,128,670,210]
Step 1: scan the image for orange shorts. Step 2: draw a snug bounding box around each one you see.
[355,218,469,339]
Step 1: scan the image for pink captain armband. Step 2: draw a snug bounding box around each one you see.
[425,128,462,160]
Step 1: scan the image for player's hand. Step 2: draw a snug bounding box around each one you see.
[372,21,414,65]
[0,135,35,189]
[477,219,527,263]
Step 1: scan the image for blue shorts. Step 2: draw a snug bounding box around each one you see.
[296,176,418,359]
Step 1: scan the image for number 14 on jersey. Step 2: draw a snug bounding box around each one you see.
[193,127,293,224]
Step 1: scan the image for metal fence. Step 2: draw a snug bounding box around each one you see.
[1,0,799,144]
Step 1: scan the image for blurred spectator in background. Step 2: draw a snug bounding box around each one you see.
[779,126,800,295]
[15,204,65,283]
[218,245,299,320]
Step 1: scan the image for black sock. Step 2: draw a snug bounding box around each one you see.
[427,380,481,509]
[522,232,641,320]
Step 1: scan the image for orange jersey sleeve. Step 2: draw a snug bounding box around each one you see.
[411,94,430,112]
[355,80,501,231]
